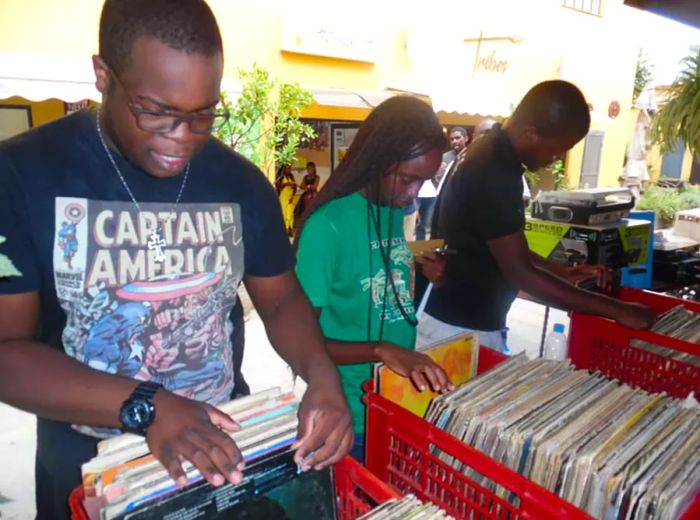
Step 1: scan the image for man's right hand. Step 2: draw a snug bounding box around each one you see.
[146,391,243,488]
[611,302,656,330]
[375,342,454,393]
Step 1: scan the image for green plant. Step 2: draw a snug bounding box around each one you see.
[679,185,700,208]
[524,159,567,193]
[650,46,700,160]
[633,48,653,101]
[524,167,540,192]
[0,236,21,278]
[214,65,316,175]
[551,159,568,191]
[637,184,700,228]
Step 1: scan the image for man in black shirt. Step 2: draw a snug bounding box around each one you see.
[0,2,352,517]
[419,80,655,352]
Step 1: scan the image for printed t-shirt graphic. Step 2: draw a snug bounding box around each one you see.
[362,237,415,323]
[54,198,243,437]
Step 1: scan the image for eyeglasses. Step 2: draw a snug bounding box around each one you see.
[106,63,230,135]
[126,104,230,135]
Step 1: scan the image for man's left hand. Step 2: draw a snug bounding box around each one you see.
[292,378,353,471]
[416,251,448,286]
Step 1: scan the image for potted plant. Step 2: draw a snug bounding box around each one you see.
[213,65,316,177]
[637,183,700,228]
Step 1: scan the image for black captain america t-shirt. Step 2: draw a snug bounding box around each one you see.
[0,110,294,432]
[427,124,526,331]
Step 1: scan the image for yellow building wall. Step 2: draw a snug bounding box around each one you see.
[648,147,662,180]
[545,1,639,189]
[0,0,641,188]
[404,0,638,189]
[0,1,408,124]
[681,150,693,181]
[0,1,101,56]
[0,1,404,95]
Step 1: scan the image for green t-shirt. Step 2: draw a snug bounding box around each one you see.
[296,192,416,435]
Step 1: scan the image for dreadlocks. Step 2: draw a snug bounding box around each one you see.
[298,96,445,240]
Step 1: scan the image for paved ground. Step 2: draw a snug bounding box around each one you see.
[0,295,564,518]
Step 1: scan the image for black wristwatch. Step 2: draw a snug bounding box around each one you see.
[119,381,163,435]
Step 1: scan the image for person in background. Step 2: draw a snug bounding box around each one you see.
[301,161,320,192]
[294,161,321,229]
[275,163,296,194]
[620,110,652,202]
[415,127,469,240]
[473,118,498,140]
[0,2,352,518]
[295,96,453,463]
[276,164,298,236]
[444,126,469,167]
[420,81,656,353]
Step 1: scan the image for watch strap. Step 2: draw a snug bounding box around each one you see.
[131,381,162,401]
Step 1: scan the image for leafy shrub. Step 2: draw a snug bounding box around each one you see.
[637,184,700,228]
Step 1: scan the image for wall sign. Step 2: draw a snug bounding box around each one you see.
[477,50,509,74]
[464,32,522,77]
[280,15,377,64]
[65,99,90,115]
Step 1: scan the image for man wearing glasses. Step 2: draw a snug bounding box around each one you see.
[0,1,353,518]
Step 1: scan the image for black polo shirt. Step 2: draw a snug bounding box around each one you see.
[426,125,525,330]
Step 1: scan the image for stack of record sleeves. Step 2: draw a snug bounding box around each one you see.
[358,495,453,519]
[425,354,700,520]
[80,388,337,520]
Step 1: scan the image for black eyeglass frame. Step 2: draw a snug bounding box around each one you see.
[104,61,230,135]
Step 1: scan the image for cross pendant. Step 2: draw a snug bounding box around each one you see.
[147,230,167,262]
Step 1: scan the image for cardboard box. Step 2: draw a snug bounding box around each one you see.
[673,208,700,242]
[524,217,651,269]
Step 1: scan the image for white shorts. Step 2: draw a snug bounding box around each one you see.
[417,312,507,353]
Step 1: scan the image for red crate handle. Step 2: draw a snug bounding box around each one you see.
[571,313,700,357]
[620,288,700,314]
[334,456,400,503]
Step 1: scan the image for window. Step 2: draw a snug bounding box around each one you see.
[579,131,604,188]
[0,106,32,142]
[562,0,602,16]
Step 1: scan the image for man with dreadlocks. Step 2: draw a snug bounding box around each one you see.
[0,1,352,517]
[295,96,454,462]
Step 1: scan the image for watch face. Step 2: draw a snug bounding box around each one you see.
[121,399,154,431]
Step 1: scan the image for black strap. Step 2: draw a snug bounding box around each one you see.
[132,381,162,400]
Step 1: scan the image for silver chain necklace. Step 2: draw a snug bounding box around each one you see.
[95,113,190,263]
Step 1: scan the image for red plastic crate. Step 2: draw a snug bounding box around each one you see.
[570,288,700,399]
[69,455,400,520]
[364,346,593,520]
[618,287,700,314]
[334,456,402,519]
[365,297,700,520]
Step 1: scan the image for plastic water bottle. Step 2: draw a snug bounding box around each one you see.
[544,323,568,361]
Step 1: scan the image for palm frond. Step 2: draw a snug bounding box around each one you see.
[650,47,700,160]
